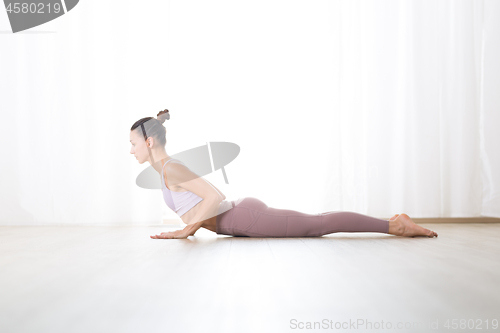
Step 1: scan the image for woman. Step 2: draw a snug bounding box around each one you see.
[130,110,438,239]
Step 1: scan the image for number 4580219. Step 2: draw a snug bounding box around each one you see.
[6,2,62,14]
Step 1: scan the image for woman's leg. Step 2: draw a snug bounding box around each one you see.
[227,197,390,237]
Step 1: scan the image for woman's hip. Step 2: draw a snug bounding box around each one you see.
[215,197,268,236]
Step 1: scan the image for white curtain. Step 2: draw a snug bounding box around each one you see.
[1,0,498,226]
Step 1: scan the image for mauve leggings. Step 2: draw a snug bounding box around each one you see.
[216,197,389,237]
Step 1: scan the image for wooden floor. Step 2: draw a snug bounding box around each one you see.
[1,223,499,333]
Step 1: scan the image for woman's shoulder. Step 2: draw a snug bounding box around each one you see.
[162,159,186,190]
[163,159,204,192]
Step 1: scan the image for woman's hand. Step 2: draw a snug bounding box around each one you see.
[150,229,189,239]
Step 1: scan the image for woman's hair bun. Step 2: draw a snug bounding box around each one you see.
[156,109,170,124]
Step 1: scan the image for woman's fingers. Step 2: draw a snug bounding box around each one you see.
[150,233,175,239]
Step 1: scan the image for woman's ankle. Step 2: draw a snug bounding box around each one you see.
[388,220,403,236]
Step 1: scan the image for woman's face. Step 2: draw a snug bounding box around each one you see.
[130,130,148,164]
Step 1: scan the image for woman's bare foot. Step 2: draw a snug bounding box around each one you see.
[388,213,438,238]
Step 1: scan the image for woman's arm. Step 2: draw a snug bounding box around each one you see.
[156,162,224,239]
[172,160,226,200]
[168,162,226,200]
[183,195,223,226]
[151,197,222,239]
[204,179,226,200]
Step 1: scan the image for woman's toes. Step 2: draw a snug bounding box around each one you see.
[416,226,438,238]
[424,228,438,238]
[393,213,439,238]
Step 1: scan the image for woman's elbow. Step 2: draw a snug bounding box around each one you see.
[211,194,224,203]
[210,192,225,201]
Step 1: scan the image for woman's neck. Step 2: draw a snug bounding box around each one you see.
[149,151,171,174]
